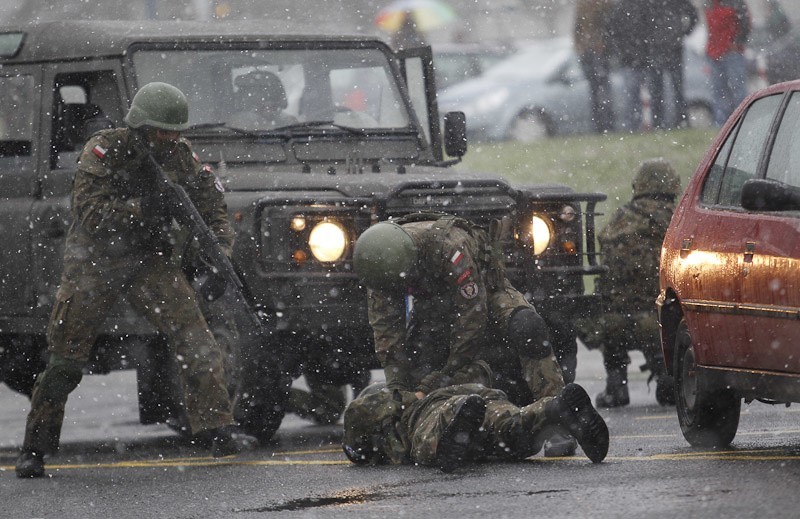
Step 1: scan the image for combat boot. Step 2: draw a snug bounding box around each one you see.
[654,373,676,406]
[15,450,45,479]
[435,394,486,473]
[545,383,609,463]
[210,425,258,457]
[595,367,629,408]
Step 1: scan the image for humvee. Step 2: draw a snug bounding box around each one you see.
[0,21,605,441]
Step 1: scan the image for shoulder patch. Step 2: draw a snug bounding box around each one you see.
[91,145,108,158]
[459,281,479,300]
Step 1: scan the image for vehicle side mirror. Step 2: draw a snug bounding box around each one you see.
[741,178,800,211]
[443,111,467,158]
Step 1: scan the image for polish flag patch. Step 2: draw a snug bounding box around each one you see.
[192,151,200,162]
[92,145,107,158]
[450,250,464,265]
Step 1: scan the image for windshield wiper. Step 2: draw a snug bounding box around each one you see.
[186,122,261,137]
[272,120,367,136]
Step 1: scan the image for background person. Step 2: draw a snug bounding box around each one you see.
[574,0,615,134]
[704,0,751,126]
[578,158,680,408]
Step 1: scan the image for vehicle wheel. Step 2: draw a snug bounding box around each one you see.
[686,103,713,129]
[235,351,291,444]
[508,110,549,143]
[674,319,740,448]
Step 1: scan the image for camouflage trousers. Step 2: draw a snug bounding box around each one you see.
[585,311,664,373]
[404,384,553,466]
[343,383,554,467]
[481,278,565,406]
[23,255,234,454]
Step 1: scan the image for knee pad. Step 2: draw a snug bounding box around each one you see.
[507,307,553,360]
[38,355,84,401]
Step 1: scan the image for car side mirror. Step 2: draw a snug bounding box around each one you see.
[443,111,467,158]
[741,178,800,211]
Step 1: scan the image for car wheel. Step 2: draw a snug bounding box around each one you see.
[508,110,549,143]
[686,103,713,129]
[674,319,740,448]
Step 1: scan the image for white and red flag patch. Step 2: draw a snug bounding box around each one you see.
[450,250,464,265]
[92,145,107,158]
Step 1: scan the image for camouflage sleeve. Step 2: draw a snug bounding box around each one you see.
[367,290,414,391]
[72,133,146,240]
[178,140,235,256]
[437,233,488,376]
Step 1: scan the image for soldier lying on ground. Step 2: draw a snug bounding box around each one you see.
[345,213,609,470]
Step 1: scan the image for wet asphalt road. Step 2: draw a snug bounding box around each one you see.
[2,348,800,519]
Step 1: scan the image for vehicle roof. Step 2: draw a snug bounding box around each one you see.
[1,20,385,63]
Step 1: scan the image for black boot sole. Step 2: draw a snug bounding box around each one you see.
[559,384,610,464]
[436,395,486,473]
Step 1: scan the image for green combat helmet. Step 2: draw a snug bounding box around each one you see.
[632,157,681,199]
[124,82,190,131]
[353,222,417,293]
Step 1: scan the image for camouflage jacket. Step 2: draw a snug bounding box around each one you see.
[64,128,233,264]
[596,197,675,315]
[367,217,495,393]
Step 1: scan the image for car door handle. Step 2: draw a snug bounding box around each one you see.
[744,241,755,263]
[680,237,692,257]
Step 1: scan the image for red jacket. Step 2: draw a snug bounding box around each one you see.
[705,0,750,59]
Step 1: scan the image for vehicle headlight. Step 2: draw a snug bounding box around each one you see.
[530,215,552,255]
[308,221,347,262]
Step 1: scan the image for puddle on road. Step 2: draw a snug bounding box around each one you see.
[236,489,383,513]
[237,486,570,513]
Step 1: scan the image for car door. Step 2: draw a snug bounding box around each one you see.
[739,90,800,373]
[0,66,41,316]
[676,93,783,368]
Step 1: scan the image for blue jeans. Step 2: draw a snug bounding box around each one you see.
[710,51,747,126]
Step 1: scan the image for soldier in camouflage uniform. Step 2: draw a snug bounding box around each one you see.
[16,83,253,479]
[581,158,680,408]
[345,213,609,470]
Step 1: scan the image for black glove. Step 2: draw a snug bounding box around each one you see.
[194,265,227,302]
[140,190,173,228]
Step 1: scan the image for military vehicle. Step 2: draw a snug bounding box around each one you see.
[0,21,605,441]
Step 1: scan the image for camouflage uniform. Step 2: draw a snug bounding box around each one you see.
[366,216,564,403]
[343,380,555,469]
[580,158,679,407]
[22,127,236,455]
[343,215,603,470]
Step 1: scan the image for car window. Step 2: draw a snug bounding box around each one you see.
[766,91,800,189]
[707,94,783,207]
[701,124,736,205]
[0,75,34,158]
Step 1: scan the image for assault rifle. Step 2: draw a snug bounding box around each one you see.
[140,148,289,442]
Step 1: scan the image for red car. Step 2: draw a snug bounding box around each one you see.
[658,80,800,448]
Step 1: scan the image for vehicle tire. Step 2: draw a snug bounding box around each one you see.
[686,103,713,129]
[235,350,291,444]
[508,110,550,143]
[674,319,740,448]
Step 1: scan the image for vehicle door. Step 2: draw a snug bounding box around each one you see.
[33,61,125,316]
[0,65,41,316]
[739,90,800,373]
[679,93,783,368]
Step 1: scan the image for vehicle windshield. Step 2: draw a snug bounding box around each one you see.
[484,40,571,81]
[131,47,411,134]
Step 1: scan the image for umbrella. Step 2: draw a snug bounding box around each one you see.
[375,0,457,33]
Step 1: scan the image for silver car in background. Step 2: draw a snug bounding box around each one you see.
[439,38,714,142]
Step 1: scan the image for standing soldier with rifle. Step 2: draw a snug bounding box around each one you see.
[16,82,254,479]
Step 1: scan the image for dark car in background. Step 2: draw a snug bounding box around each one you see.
[657,80,800,449]
[439,38,715,142]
